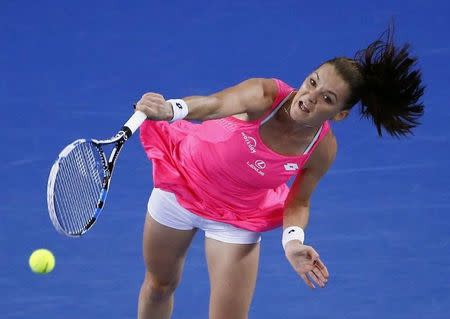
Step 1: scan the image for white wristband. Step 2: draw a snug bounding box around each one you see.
[282,226,305,250]
[167,99,189,122]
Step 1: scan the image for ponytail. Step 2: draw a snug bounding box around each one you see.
[327,25,425,137]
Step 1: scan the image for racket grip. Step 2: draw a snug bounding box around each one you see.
[122,111,147,137]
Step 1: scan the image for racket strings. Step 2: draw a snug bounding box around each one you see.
[52,142,106,235]
[55,145,95,232]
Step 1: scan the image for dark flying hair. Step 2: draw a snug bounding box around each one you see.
[326,24,425,137]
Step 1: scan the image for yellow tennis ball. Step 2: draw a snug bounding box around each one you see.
[29,249,55,274]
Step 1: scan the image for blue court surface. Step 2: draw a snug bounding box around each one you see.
[1,1,449,318]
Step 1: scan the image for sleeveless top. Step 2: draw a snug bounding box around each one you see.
[140,79,330,231]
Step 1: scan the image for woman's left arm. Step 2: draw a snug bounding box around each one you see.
[283,131,337,289]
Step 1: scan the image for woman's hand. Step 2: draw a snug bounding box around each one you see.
[135,93,174,120]
[284,241,329,289]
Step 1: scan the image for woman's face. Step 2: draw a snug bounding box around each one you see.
[288,63,351,127]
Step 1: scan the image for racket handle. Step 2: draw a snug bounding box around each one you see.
[122,110,147,138]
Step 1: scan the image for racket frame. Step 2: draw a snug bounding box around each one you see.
[47,111,146,236]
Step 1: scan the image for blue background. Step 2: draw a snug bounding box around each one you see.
[1,0,449,318]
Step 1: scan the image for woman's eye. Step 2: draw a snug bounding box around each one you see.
[324,95,332,104]
[309,78,316,86]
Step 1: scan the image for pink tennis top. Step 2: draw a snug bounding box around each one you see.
[140,79,330,232]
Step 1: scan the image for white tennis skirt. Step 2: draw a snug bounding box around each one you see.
[147,188,261,244]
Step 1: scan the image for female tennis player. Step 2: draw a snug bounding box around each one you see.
[135,28,424,319]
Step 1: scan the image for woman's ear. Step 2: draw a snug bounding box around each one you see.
[333,110,349,121]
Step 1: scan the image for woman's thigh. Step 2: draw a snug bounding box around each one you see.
[142,213,197,285]
[205,238,260,319]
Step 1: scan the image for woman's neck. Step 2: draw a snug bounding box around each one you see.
[272,93,322,138]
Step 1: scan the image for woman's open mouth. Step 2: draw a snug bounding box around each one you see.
[299,101,310,113]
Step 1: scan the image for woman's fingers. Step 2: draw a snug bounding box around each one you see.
[287,244,330,289]
[307,270,323,288]
[315,258,329,280]
[300,273,315,289]
[311,267,326,287]
[299,257,329,289]
[137,93,166,108]
[142,92,165,100]
[134,92,172,119]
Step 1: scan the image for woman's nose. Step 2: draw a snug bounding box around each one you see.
[307,91,318,104]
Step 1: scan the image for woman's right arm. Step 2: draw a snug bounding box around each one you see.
[135,78,277,121]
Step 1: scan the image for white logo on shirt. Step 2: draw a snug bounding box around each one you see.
[247,160,266,176]
[241,132,257,153]
[255,160,266,169]
[284,163,299,171]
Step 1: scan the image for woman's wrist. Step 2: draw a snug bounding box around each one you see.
[167,99,189,121]
[282,226,305,250]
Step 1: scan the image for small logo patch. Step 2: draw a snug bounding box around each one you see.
[284,163,299,171]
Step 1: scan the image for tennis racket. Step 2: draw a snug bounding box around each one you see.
[47,110,147,237]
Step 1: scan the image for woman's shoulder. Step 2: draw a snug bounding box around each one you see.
[244,77,278,101]
[305,128,337,172]
[245,77,294,103]
[231,78,295,121]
